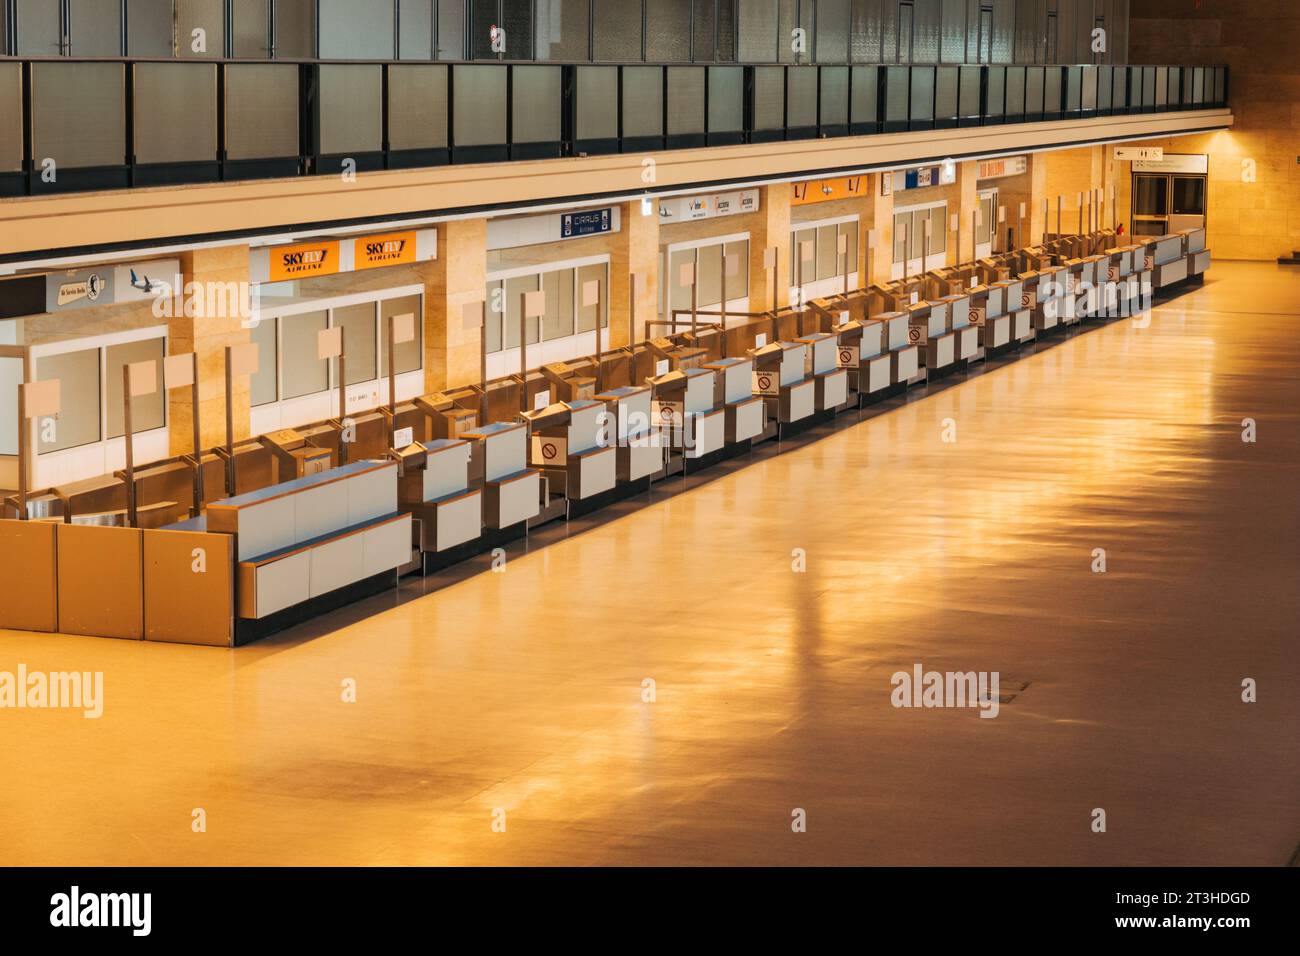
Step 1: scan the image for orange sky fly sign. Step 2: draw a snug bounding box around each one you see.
[269,240,339,281]
[791,175,866,206]
[354,231,417,271]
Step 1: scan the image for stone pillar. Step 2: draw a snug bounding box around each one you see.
[612,198,660,346]
[957,160,980,263]
[169,245,252,454]
[865,174,893,286]
[422,218,487,394]
[747,183,793,312]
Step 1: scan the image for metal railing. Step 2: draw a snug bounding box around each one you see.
[0,58,1228,198]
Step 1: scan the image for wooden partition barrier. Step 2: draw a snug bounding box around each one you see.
[0,520,58,632]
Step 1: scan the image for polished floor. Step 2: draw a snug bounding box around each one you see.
[2,261,1298,866]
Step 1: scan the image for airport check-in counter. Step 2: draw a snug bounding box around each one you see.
[701,357,765,444]
[1151,234,1189,288]
[873,310,920,386]
[751,341,815,425]
[646,337,709,372]
[1179,227,1211,277]
[259,428,333,483]
[398,439,482,555]
[203,460,413,624]
[831,318,891,401]
[650,367,726,459]
[935,294,979,363]
[461,422,541,530]
[416,392,479,441]
[1025,266,1065,333]
[541,362,597,402]
[595,385,662,482]
[522,400,617,501]
[907,299,956,376]
[795,331,849,412]
[968,281,1015,351]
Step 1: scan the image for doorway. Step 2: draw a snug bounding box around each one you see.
[1132,171,1206,237]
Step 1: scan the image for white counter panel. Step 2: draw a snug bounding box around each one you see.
[348,464,398,527]
[296,479,350,545]
[238,498,297,562]
[310,535,366,599]
[362,515,413,577]
[255,551,310,618]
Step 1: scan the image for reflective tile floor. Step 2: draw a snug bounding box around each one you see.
[2,262,1298,866]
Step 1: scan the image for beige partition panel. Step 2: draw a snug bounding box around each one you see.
[0,520,59,633]
[55,524,143,640]
[143,530,234,646]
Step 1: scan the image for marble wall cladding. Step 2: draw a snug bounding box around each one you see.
[1128,0,1299,260]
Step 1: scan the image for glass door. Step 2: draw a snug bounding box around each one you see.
[1169,175,1207,233]
[975,191,996,259]
[1132,173,1170,237]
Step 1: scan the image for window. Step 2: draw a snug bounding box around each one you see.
[380,295,424,376]
[335,302,378,385]
[535,0,589,60]
[35,348,101,453]
[16,0,62,56]
[437,0,466,58]
[791,227,816,283]
[178,0,226,59]
[817,0,849,63]
[1171,176,1205,217]
[646,0,691,62]
[1133,175,1168,217]
[738,0,776,62]
[504,274,541,348]
[248,317,279,407]
[485,279,503,351]
[576,263,608,332]
[232,0,270,57]
[892,207,945,265]
[319,0,394,58]
[594,0,642,61]
[898,2,913,64]
[281,310,329,400]
[541,269,575,340]
[399,0,434,60]
[275,0,316,58]
[0,355,20,456]
[128,0,175,56]
[106,338,167,439]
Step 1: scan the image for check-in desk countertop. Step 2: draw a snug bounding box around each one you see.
[459,422,540,530]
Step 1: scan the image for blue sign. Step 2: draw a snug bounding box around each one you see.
[561,208,612,238]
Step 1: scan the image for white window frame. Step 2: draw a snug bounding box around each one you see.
[485,253,611,381]
[789,215,860,305]
[892,199,948,279]
[661,231,751,329]
[29,324,170,489]
[249,283,426,438]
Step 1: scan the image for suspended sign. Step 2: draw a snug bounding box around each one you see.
[792,176,867,206]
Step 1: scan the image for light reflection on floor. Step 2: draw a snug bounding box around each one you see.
[1,261,1297,866]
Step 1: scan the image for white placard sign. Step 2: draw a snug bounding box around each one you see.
[531,434,568,465]
[393,427,415,448]
[752,370,778,396]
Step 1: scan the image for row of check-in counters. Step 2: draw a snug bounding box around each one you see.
[0,228,1206,645]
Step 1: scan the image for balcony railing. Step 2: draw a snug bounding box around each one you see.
[0,59,1228,198]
